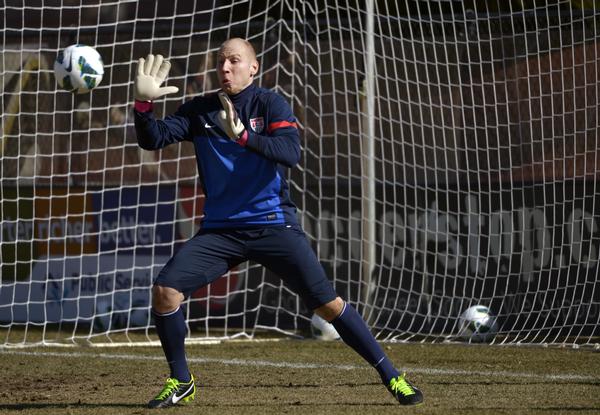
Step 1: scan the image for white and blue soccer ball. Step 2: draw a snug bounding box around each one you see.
[54,44,104,94]
[458,305,498,343]
[310,313,340,341]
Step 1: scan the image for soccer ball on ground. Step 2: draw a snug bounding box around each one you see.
[310,313,340,341]
[458,305,498,343]
[54,44,104,94]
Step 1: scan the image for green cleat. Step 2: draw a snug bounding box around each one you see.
[147,375,196,408]
[387,373,423,406]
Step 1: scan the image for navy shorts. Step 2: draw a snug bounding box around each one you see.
[154,224,338,310]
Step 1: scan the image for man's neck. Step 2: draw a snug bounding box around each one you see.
[229,83,255,103]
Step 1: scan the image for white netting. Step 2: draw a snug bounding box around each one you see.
[1,0,598,347]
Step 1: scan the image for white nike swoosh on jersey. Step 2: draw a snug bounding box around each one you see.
[171,382,194,404]
[204,123,215,128]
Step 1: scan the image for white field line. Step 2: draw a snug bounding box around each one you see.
[2,349,598,383]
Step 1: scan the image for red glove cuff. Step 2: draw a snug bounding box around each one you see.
[236,130,249,147]
[134,100,153,112]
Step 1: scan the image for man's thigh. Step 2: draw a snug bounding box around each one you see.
[154,230,246,296]
[247,224,338,310]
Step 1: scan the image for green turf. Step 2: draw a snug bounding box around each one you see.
[1,340,599,414]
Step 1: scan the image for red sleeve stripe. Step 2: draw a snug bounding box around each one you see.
[267,121,298,134]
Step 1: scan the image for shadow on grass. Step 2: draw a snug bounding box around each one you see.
[0,402,142,410]
[0,401,402,411]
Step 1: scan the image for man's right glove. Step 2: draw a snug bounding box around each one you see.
[134,54,179,102]
[217,91,246,143]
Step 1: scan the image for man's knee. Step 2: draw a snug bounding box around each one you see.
[313,296,344,322]
[152,285,184,313]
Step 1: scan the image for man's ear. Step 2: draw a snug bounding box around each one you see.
[250,60,259,76]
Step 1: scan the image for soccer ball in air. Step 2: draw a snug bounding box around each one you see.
[310,313,340,341]
[458,305,498,343]
[54,44,104,93]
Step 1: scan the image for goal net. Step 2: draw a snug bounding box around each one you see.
[1,0,599,347]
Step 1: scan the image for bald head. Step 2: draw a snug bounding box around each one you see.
[217,38,259,95]
[219,38,256,60]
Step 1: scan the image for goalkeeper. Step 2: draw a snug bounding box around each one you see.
[133,37,423,409]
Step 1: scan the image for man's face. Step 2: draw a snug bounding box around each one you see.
[216,39,258,95]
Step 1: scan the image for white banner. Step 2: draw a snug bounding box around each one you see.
[0,254,168,328]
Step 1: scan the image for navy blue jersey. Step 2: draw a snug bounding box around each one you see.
[134,84,301,229]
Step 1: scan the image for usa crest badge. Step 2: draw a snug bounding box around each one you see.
[250,117,264,133]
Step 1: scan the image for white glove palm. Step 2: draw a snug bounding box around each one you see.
[217,91,245,140]
[134,54,179,101]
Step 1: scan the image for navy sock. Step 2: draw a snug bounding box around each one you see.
[153,307,191,382]
[331,302,399,384]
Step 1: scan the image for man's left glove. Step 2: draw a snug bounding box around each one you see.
[217,91,247,143]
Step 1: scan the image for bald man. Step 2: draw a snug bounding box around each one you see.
[133,38,423,408]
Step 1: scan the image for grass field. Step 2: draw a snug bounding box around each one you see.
[1,340,599,415]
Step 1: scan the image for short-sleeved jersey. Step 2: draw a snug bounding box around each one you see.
[134,84,300,229]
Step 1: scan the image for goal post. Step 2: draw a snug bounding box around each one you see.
[360,0,377,324]
[1,1,599,348]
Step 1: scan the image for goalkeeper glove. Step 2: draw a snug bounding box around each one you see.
[134,54,179,102]
[217,91,247,144]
